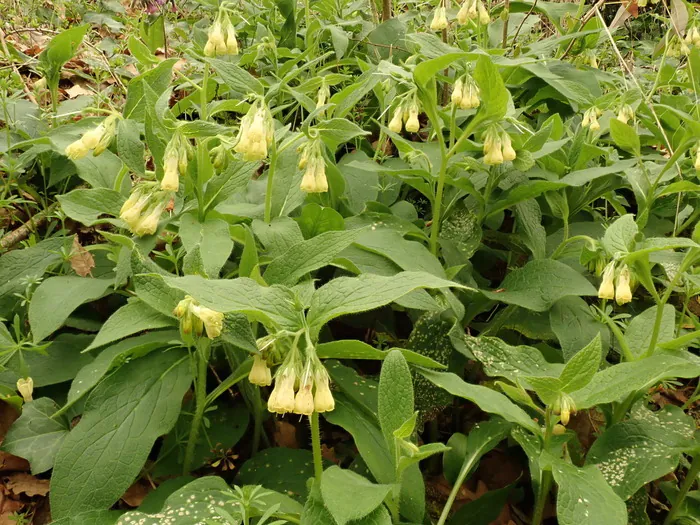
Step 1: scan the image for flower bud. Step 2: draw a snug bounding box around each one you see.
[617,104,634,124]
[451,78,464,106]
[317,83,331,109]
[298,146,309,170]
[65,139,90,160]
[17,377,33,403]
[598,262,615,300]
[388,108,403,133]
[430,6,448,31]
[552,424,566,436]
[81,124,106,150]
[293,383,315,415]
[589,113,600,131]
[615,265,632,305]
[405,107,420,133]
[249,355,272,386]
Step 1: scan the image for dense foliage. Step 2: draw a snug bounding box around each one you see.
[1,0,700,523]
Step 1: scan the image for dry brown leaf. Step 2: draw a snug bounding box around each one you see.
[121,481,151,507]
[65,83,93,99]
[0,452,29,474]
[70,236,95,277]
[3,473,49,497]
[321,444,337,464]
[273,420,298,448]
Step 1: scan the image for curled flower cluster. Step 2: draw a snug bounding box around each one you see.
[388,98,421,134]
[430,5,448,31]
[234,100,274,161]
[204,14,238,57]
[161,132,193,191]
[582,107,601,131]
[173,295,224,339]
[482,125,516,165]
[597,262,633,305]
[119,183,172,237]
[451,75,480,110]
[298,138,328,193]
[553,394,576,425]
[65,115,117,160]
[457,0,489,25]
[616,104,635,124]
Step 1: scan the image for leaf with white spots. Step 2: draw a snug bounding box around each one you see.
[585,404,698,500]
[550,458,627,525]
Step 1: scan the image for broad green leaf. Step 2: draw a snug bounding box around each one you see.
[123,59,177,121]
[558,159,638,186]
[0,237,68,318]
[459,335,559,382]
[550,458,627,525]
[481,259,597,312]
[516,199,547,260]
[29,276,112,342]
[2,398,69,475]
[116,119,145,175]
[208,58,264,95]
[396,442,450,477]
[66,331,180,411]
[337,151,379,214]
[586,404,697,500]
[252,217,305,258]
[307,272,468,334]
[321,466,392,525]
[315,118,370,151]
[443,432,469,485]
[524,376,563,405]
[447,485,513,525]
[420,370,540,434]
[486,181,567,218]
[71,150,126,190]
[624,305,675,358]
[316,339,446,368]
[472,54,509,123]
[378,350,414,462]
[327,361,379,419]
[179,213,233,277]
[550,296,609,362]
[355,229,445,278]
[558,334,601,393]
[57,188,125,226]
[264,229,364,286]
[601,214,638,256]
[50,350,190,519]
[52,511,122,525]
[38,25,89,85]
[203,159,257,215]
[572,353,700,409]
[414,52,468,89]
[609,119,640,156]
[86,299,175,351]
[297,203,344,238]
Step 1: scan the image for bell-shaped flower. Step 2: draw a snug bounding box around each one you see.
[598,262,615,300]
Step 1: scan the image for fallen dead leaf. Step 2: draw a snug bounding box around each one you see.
[70,236,95,277]
[321,444,337,464]
[273,420,298,449]
[65,83,94,99]
[3,473,50,497]
[0,452,29,474]
[121,481,151,507]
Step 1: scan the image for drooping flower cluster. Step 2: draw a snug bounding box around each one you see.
[457,0,490,25]
[119,182,171,237]
[204,11,238,57]
[695,141,700,171]
[161,132,194,191]
[173,295,224,340]
[17,377,33,403]
[430,4,448,31]
[684,26,700,53]
[553,393,576,426]
[597,261,633,305]
[582,107,601,131]
[388,97,421,134]
[482,125,516,165]
[65,115,117,160]
[616,104,635,124]
[234,100,274,161]
[249,336,275,386]
[298,138,328,193]
[451,74,480,110]
[316,81,331,110]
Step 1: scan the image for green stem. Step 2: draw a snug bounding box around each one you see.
[264,139,278,223]
[200,63,209,121]
[532,409,554,525]
[664,456,700,525]
[425,100,449,256]
[310,412,323,481]
[183,342,210,475]
[599,309,635,362]
[437,453,480,525]
[551,235,594,260]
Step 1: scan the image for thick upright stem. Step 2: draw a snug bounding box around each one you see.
[437,454,479,525]
[183,343,209,475]
[382,0,391,21]
[310,412,323,481]
[264,139,278,223]
[200,64,209,121]
[664,456,700,525]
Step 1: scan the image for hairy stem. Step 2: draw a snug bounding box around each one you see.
[183,342,210,474]
[664,456,700,525]
[310,411,323,481]
[264,139,278,223]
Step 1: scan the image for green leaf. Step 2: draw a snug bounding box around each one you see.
[378,350,414,462]
[586,404,697,500]
[550,458,627,525]
[481,259,597,312]
[523,376,563,405]
[321,466,392,525]
[38,25,89,85]
[571,353,700,409]
[51,511,122,525]
[558,334,601,393]
[307,272,468,334]
[609,119,640,156]
[2,398,69,475]
[264,229,364,286]
[57,188,125,226]
[179,213,233,278]
[203,159,257,215]
[316,340,446,369]
[50,350,190,519]
[447,485,513,525]
[123,59,178,121]
[420,369,541,434]
[127,35,158,66]
[29,276,112,343]
[86,299,175,351]
[413,52,469,89]
[297,203,344,238]
[550,296,609,362]
[116,119,145,175]
[237,224,259,279]
[252,217,305,258]
[355,229,445,278]
[601,214,638,256]
[208,58,264,96]
[315,118,370,151]
[624,305,675,358]
[472,54,509,123]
